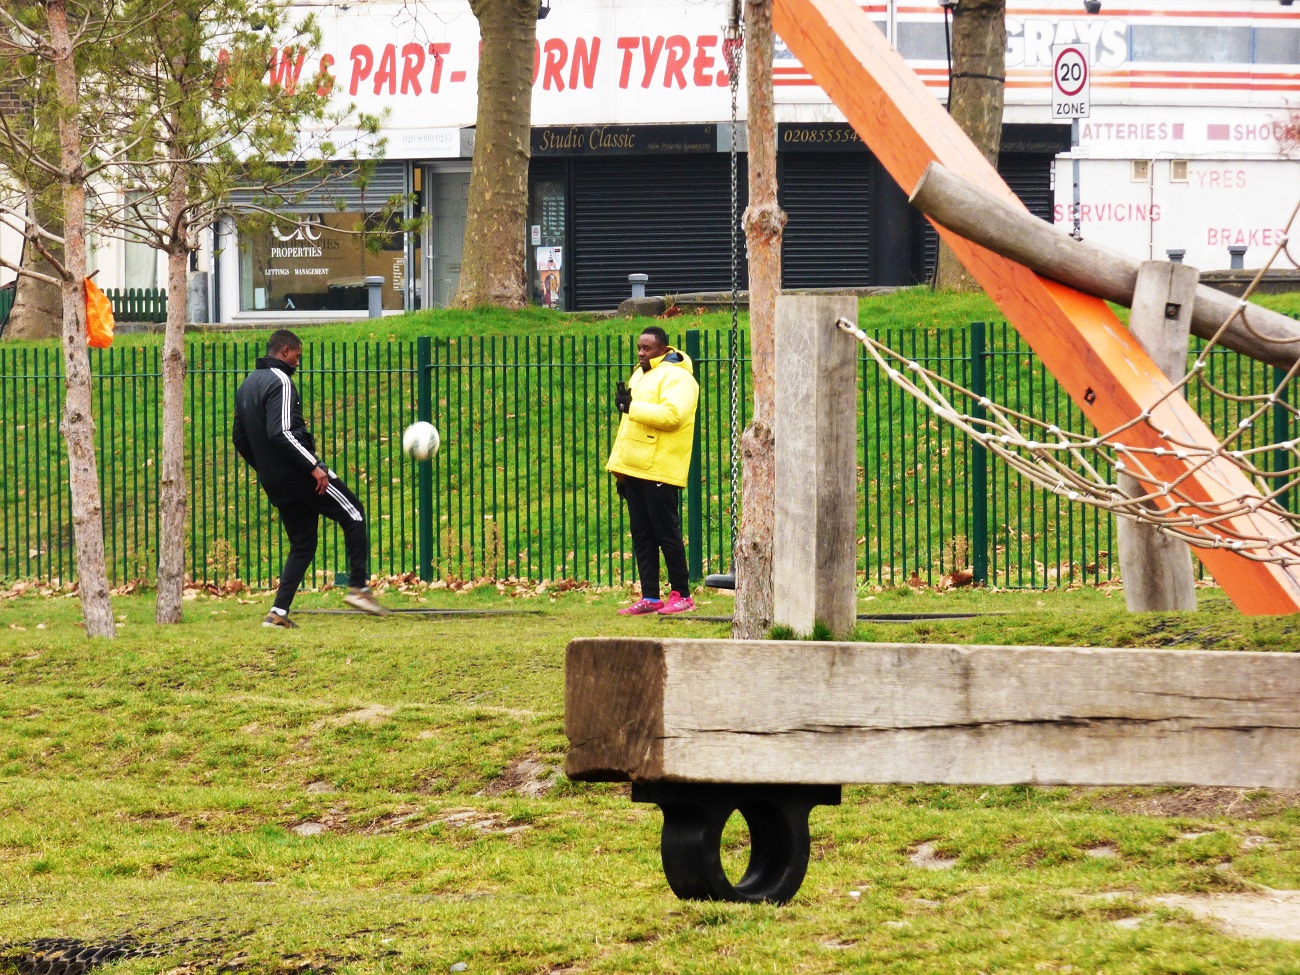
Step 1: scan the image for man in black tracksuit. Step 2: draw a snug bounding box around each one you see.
[233,329,386,627]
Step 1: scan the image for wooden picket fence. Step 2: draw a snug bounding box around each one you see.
[105,287,168,323]
[0,285,166,335]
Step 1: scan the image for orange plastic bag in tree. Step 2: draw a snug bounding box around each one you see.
[84,278,115,348]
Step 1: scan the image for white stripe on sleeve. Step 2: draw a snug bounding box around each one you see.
[276,372,319,468]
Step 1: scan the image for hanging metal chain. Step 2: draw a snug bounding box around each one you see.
[726,8,745,560]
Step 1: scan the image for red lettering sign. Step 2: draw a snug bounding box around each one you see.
[269,47,309,93]
[1054,203,1163,224]
[1207,227,1284,247]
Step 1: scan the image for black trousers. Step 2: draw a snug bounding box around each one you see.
[272,476,369,611]
[620,475,689,601]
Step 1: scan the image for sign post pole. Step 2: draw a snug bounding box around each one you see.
[1071,117,1081,240]
[1052,43,1090,241]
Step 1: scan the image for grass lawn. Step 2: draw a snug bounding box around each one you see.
[0,583,1297,974]
[4,285,1299,348]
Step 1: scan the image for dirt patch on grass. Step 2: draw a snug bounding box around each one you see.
[1081,788,1300,820]
[117,809,218,832]
[432,808,530,835]
[1155,890,1300,941]
[480,755,560,798]
[908,842,958,870]
[288,804,532,837]
[290,804,429,837]
[312,705,395,730]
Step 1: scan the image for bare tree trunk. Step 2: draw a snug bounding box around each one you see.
[6,208,63,341]
[156,168,189,623]
[453,0,536,309]
[49,0,114,637]
[733,0,784,639]
[934,0,1005,291]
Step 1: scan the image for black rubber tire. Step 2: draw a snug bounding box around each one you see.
[659,797,811,904]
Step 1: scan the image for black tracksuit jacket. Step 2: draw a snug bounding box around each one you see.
[232,357,328,505]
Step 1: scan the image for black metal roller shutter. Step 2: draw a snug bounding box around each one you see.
[920,154,1056,280]
[999,154,1054,221]
[571,155,747,310]
[779,153,873,289]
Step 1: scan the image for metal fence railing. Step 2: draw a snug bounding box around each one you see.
[0,325,1291,590]
[0,286,13,330]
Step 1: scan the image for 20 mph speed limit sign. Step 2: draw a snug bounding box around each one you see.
[1052,44,1090,119]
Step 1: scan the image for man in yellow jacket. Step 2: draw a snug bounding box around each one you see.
[606,325,699,615]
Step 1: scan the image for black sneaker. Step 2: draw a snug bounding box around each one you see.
[262,612,299,629]
[344,587,389,616]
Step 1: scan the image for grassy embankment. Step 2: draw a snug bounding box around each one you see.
[0,584,1297,973]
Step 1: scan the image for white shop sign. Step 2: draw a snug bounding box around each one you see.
[294,0,742,132]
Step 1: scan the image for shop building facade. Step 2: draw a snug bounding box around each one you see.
[208,0,1300,322]
[213,0,1086,317]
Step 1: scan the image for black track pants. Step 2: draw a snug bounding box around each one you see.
[272,476,369,611]
[620,475,689,601]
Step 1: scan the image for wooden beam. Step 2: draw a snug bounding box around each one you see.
[771,0,1300,613]
[565,638,1300,788]
[773,295,858,638]
[909,163,1300,372]
[1116,262,1198,613]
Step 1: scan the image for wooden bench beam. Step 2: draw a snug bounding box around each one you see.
[566,638,1300,789]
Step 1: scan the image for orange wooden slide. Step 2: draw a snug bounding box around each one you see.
[773,0,1300,613]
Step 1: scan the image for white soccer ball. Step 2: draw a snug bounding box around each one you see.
[402,421,440,461]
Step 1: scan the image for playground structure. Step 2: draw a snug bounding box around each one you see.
[565,0,1300,903]
[773,0,1300,615]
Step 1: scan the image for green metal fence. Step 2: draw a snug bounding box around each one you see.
[105,288,168,323]
[0,324,1291,590]
[0,332,744,589]
[0,287,13,329]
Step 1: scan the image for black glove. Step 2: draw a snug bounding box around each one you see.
[615,381,631,414]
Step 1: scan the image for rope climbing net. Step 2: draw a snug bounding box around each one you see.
[838,198,1300,568]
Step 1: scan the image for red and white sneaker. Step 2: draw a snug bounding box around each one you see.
[657,591,696,615]
[617,597,664,616]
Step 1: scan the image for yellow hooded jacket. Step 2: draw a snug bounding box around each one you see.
[605,347,699,488]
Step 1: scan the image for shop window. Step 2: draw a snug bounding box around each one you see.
[528,180,566,309]
[1130,25,1251,64]
[896,22,948,62]
[123,191,158,290]
[1256,28,1300,65]
[236,211,404,313]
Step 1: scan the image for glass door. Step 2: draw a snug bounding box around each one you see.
[426,166,471,308]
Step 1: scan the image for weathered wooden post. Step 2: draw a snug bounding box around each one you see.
[773,294,859,638]
[1116,262,1199,612]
